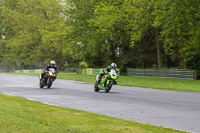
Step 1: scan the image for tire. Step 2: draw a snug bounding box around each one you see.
[47,83,52,89]
[47,78,52,89]
[105,81,112,93]
[94,84,100,92]
[39,81,44,88]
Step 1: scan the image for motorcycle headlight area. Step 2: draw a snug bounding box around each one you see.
[49,72,53,76]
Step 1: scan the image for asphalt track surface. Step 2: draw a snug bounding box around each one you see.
[0,74,200,133]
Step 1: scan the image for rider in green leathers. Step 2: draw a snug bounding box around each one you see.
[97,63,118,88]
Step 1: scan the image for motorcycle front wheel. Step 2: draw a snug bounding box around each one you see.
[39,81,44,88]
[94,83,100,92]
[47,78,53,89]
[39,78,44,88]
[105,81,112,93]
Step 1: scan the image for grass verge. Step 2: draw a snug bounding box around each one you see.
[0,93,185,133]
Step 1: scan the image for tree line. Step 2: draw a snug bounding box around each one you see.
[0,0,200,76]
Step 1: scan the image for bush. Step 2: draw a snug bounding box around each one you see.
[185,54,200,80]
[79,61,88,69]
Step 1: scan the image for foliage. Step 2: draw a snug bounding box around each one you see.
[153,0,200,67]
[0,0,200,77]
[79,61,88,69]
[185,53,200,79]
[0,0,69,69]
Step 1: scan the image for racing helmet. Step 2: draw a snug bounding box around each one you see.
[111,63,117,69]
[50,60,56,67]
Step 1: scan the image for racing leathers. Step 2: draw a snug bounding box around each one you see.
[97,66,118,84]
[40,64,58,80]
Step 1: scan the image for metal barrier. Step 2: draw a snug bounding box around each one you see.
[127,68,195,80]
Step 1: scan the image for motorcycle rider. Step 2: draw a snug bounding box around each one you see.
[40,60,58,80]
[97,63,118,85]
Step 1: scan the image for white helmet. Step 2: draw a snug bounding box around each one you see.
[111,63,117,69]
[50,60,56,67]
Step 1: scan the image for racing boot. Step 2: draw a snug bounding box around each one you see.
[113,80,117,85]
[39,74,42,81]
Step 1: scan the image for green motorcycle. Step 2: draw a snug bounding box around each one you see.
[94,69,118,92]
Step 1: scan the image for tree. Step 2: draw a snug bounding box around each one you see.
[1,0,199,74]
[65,0,110,67]
[88,0,164,69]
[0,0,70,69]
[154,0,200,68]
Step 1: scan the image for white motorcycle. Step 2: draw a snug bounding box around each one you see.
[39,68,57,89]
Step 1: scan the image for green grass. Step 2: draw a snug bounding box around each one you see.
[57,73,200,92]
[119,76,200,92]
[0,93,185,133]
